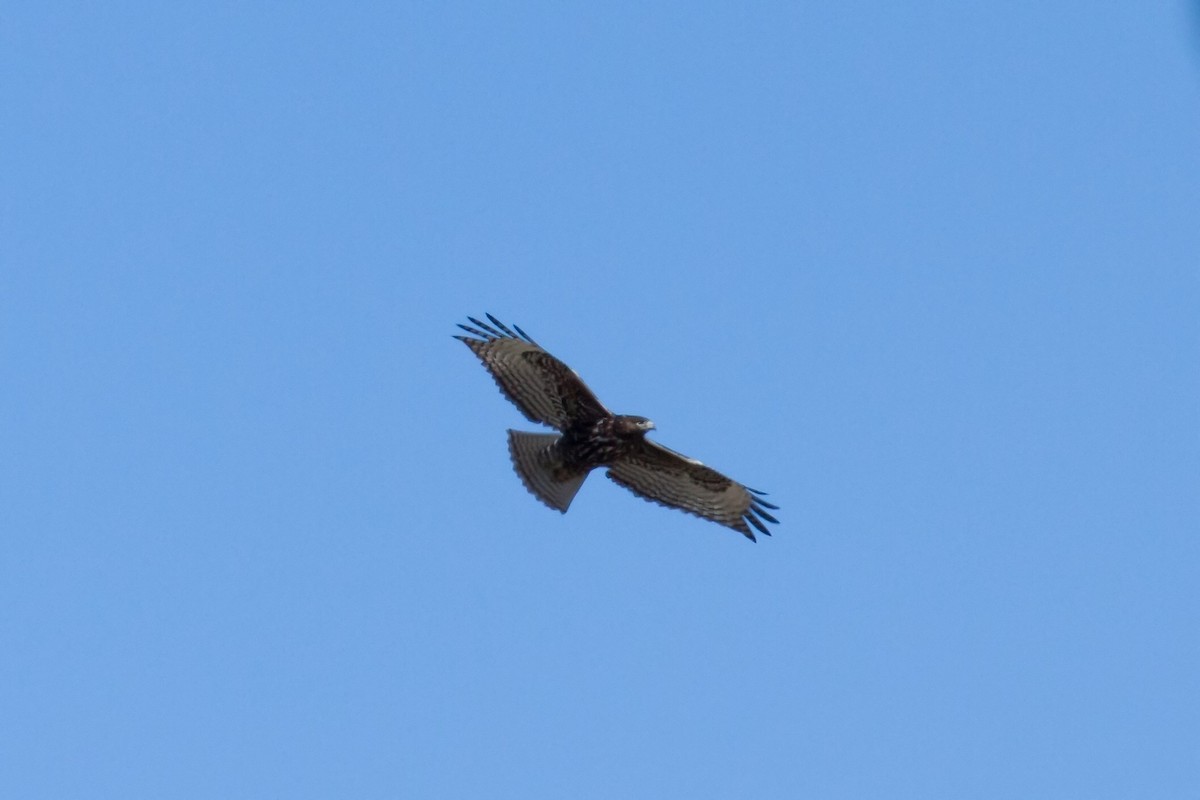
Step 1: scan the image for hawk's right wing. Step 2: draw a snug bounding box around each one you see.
[606,438,779,541]
[456,314,610,430]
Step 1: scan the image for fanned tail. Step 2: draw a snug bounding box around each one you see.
[506,430,588,513]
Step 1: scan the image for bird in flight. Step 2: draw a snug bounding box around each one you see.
[455,314,779,541]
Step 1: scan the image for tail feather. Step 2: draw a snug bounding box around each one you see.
[506,430,588,513]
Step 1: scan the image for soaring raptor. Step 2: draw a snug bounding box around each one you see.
[455,314,779,541]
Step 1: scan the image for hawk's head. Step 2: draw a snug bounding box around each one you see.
[615,415,656,436]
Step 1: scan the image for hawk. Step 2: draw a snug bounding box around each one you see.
[455,314,779,541]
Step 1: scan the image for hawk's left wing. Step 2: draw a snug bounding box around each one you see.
[606,439,779,541]
[455,314,610,430]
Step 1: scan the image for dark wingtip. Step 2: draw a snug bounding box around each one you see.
[485,313,517,337]
[512,323,536,344]
[754,508,779,525]
[461,313,534,344]
[457,322,491,339]
[746,513,770,537]
[470,316,502,337]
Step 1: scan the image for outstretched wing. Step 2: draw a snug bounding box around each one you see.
[606,439,779,541]
[455,314,610,430]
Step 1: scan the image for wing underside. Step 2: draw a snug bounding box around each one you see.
[606,439,779,540]
[455,314,609,430]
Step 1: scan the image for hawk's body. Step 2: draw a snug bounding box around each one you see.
[455,314,779,541]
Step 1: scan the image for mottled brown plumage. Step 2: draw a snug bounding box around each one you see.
[455,314,779,541]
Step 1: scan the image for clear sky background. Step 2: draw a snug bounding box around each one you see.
[3,3,1198,798]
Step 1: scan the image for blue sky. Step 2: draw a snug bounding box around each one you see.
[3,3,1198,797]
